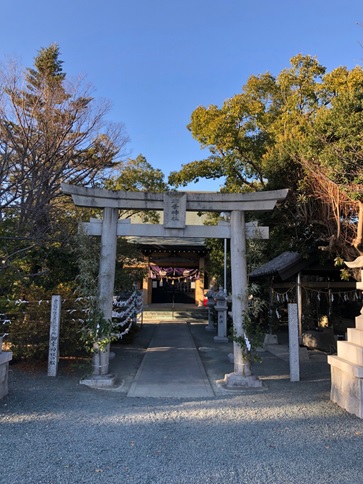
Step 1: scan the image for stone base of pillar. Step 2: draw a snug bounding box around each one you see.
[80,373,116,389]
[263,334,278,345]
[222,371,263,389]
[92,344,111,376]
[214,335,229,343]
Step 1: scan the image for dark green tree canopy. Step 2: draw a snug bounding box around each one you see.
[169,54,363,265]
[105,154,168,223]
[106,154,167,192]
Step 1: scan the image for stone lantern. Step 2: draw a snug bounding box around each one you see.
[214,286,228,343]
[205,287,216,332]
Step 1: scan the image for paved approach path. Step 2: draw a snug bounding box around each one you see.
[127,321,215,398]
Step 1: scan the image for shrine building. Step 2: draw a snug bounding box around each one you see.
[126,212,209,306]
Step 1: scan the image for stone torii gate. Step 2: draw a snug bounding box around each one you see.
[62,184,288,388]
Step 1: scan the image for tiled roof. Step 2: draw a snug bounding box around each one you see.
[249,251,304,281]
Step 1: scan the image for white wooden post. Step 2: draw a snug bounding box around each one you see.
[288,303,300,382]
[48,295,61,377]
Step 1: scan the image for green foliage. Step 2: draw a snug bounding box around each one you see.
[105,154,168,223]
[232,284,268,363]
[2,284,86,361]
[169,80,271,191]
[204,212,268,292]
[74,230,114,351]
[0,43,128,302]
[170,54,363,268]
[205,237,229,288]
[80,306,115,353]
[334,256,351,281]
[0,44,133,360]
[106,154,167,192]
[73,230,145,351]
[114,238,147,293]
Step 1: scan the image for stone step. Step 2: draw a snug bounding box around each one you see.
[347,328,363,346]
[328,354,363,378]
[142,310,208,321]
[356,315,363,331]
[337,340,363,366]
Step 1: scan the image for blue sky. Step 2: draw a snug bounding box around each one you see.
[1,1,363,190]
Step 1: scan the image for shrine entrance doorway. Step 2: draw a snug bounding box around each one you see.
[152,277,196,304]
[141,237,208,306]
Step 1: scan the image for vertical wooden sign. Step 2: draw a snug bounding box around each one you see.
[48,295,61,377]
[288,303,300,382]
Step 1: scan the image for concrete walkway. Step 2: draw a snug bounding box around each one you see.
[106,319,332,400]
[127,321,215,398]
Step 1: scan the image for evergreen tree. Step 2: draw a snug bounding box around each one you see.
[0,44,128,291]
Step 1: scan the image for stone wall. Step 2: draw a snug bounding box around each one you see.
[328,314,363,418]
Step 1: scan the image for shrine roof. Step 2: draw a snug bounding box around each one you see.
[127,236,206,248]
[249,251,309,281]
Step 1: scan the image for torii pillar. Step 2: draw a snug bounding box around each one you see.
[231,211,250,374]
[92,207,118,378]
[222,210,261,388]
[62,184,288,388]
[98,207,118,324]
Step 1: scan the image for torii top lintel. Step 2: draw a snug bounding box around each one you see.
[61,184,289,214]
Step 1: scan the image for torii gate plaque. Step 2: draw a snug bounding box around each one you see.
[62,184,288,388]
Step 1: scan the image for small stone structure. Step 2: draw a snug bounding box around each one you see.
[205,287,216,332]
[214,287,228,343]
[328,259,363,418]
[0,339,12,399]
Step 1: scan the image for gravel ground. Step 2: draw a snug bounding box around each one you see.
[1,322,363,484]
